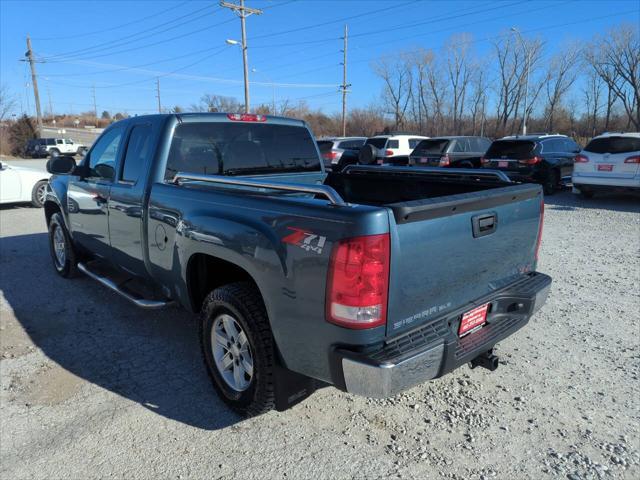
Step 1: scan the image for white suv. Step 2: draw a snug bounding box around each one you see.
[29,138,87,158]
[364,134,429,165]
[572,132,640,198]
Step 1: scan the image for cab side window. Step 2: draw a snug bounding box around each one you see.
[121,124,153,183]
[87,127,124,181]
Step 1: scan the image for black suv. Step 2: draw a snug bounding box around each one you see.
[481,134,581,194]
[408,136,491,168]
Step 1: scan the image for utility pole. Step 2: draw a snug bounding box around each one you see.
[92,84,97,123]
[340,24,350,137]
[47,85,53,118]
[156,77,162,113]
[24,35,43,134]
[220,0,262,113]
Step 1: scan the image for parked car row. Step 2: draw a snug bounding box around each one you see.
[318,132,640,197]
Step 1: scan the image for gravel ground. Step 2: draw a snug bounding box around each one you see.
[1,190,639,480]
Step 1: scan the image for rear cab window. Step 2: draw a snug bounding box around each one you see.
[165,121,321,179]
[485,140,536,159]
[387,139,399,149]
[584,136,640,154]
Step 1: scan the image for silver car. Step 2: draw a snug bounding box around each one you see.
[317,137,367,169]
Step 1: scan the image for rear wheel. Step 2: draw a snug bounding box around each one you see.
[48,212,78,278]
[579,187,595,199]
[31,180,48,208]
[200,282,275,416]
[543,170,559,195]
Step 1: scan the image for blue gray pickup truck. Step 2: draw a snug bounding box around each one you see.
[44,113,551,416]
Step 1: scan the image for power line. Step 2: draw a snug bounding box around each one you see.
[250,0,417,40]
[42,17,236,63]
[40,46,223,77]
[32,2,190,41]
[42,5,215,61]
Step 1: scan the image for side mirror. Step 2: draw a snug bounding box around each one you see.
[47,155,77,175]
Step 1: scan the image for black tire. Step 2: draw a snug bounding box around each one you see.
[48,212,78,278]
[543,169,559,196]
[49,148,60,158]
[31,180,48,208]
[200,282,275,417]
[579,187,595,199]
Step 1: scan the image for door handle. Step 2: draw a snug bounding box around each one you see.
[472,213,498,238]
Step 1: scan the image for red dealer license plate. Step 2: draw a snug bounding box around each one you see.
[458,303,490,337]
[597,164,613,171]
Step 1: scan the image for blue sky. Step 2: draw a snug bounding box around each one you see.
[1,0,639,117]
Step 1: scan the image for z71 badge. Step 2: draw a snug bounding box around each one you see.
[282,227,327,254]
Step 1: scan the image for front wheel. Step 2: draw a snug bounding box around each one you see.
[31,180,48,208]
[200,282,275,416]
[49,148,60,158]
[48,212,78,278]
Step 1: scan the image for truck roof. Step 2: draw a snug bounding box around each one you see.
[116,112,307,128]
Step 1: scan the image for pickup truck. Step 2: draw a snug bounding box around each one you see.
[44,113,551,417]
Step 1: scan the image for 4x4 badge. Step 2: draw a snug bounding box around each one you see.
[282,227,326,254]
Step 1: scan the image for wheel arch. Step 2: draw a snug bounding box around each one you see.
[186,252,264,315]
[44,200,61,225]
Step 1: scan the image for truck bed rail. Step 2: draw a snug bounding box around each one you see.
[342,165,513,183]
[171,172,348,206]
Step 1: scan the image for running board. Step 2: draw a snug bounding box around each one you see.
[77,263,174,309]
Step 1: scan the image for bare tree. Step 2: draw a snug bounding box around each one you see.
[583,68,604,137]
[193,94,242,113]
[543,44,580,132]
[0,84,17,122]
[469,65,489,136]
[444,34,473,135]
[586,24,640,129]
[372,54,413,128]
[492,33,544,136]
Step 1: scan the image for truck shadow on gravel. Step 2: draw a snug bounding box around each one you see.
[544,190,640,213]
[0,232,242,430]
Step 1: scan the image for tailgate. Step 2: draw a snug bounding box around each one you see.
[386,183,542,335]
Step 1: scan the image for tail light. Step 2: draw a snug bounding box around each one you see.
[518,156,542,165]
[535,199,544,262]
[439,155,451,167]
[574,154,589,163]
[480,156,489,166]
[322,151,339,161]
[624,155,640,163]
[227,113,266,122]
[385,149,394,157]
[326,234,390,329]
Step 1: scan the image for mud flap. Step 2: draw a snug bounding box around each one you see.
[274,364,317,411]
